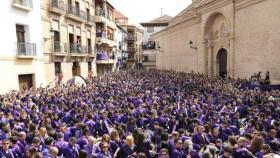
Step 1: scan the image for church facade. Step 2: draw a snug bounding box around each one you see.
[152,0,280,82]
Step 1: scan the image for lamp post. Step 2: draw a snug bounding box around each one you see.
[44,28,55,41]
[189,40,198,72]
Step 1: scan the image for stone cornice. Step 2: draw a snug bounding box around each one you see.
[235,0,268,10]
[152,0,267,39]
[0,56,45,61]
[196,0,233,14]
[152,17,201,38]
[153,0,231,38]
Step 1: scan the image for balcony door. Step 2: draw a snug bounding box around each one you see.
[16,25,26,55]
[18,74,34,91]
[75,1,80,16]
[68,0,72,12]
[53,31,60,52]
[72,62,81,76]
[69,33,74,53]
[86,8,90,21]
[87,38,91,53]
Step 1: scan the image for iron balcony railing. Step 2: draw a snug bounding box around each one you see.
[127,47,136,52]
[67,5,86,20]
[50,0,65,11]
[81,46,90,54]
[142,41,156,50]
[70,44,88,53]
[96,31,107,38]
[12,0,33,9]
[87,46,92,54]
[95,9,106,17]
[96,53,114,60]
[87,15,95,23]
[17,42,36,56]
[125,36,136,41]
[53,41,67,53]
[70,43,82,53]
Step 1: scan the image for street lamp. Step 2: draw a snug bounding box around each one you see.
[189,40,198,50]
[43,28,55,42]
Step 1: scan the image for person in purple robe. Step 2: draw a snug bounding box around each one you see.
[192,125,206,151]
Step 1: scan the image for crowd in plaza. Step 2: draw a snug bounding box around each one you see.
[0,70,280,158]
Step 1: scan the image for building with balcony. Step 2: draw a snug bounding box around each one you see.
[126,25,143,69]
[41,0,96,83]
[95,0,117,74]
[114,11,143,69]
[0,0,46,93]
[140,15,172,69]
[115,25,128,70]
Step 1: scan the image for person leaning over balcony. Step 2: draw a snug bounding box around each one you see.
[96,5,101,16]
[77,39,81,52]
[58,72,63,84]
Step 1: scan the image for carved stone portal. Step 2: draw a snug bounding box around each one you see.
[204,13,229,77]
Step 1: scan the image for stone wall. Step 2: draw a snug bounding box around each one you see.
[235,0,280,82]
[153,0,280,82]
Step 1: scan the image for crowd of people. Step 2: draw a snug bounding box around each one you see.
[0,70,279,158]
[250,71,271,86]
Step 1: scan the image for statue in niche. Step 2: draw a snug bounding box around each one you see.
[220,23,227,41]
[208,29,219,41]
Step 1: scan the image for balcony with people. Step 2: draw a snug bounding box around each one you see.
[69,38,88,56]
[48,0,65,15]
[96,26,107,39]
[95,4,106,17]
[96,49,115,64]
[126,32,136,41]
[53,41,67,56]
[95,3,106,23]
[142,41,156,50]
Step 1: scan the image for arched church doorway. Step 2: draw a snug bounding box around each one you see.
[217,48,227,78]
[203,12,232,77]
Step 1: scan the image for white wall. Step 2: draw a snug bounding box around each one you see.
[143,26,166,42]
[0,0,46,93]
[0,0,44,57]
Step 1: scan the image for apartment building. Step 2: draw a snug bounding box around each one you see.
[95,0,117,74]
[128,25,143,69]
[140,15,172,69]
[114,11,143,69]
[0,0,46,94]
[41,0,96,83]
[115,25,128,70]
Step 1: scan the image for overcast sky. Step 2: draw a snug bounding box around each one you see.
[109,0,192,25]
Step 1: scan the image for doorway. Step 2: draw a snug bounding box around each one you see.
[72,62,81,76]
[217,48,228,78]
[18,74,34,91]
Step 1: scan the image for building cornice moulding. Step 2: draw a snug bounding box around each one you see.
[235,0,268,10]
[153,0,232,38]
[0,56,45,61]
[152,17,201,38]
